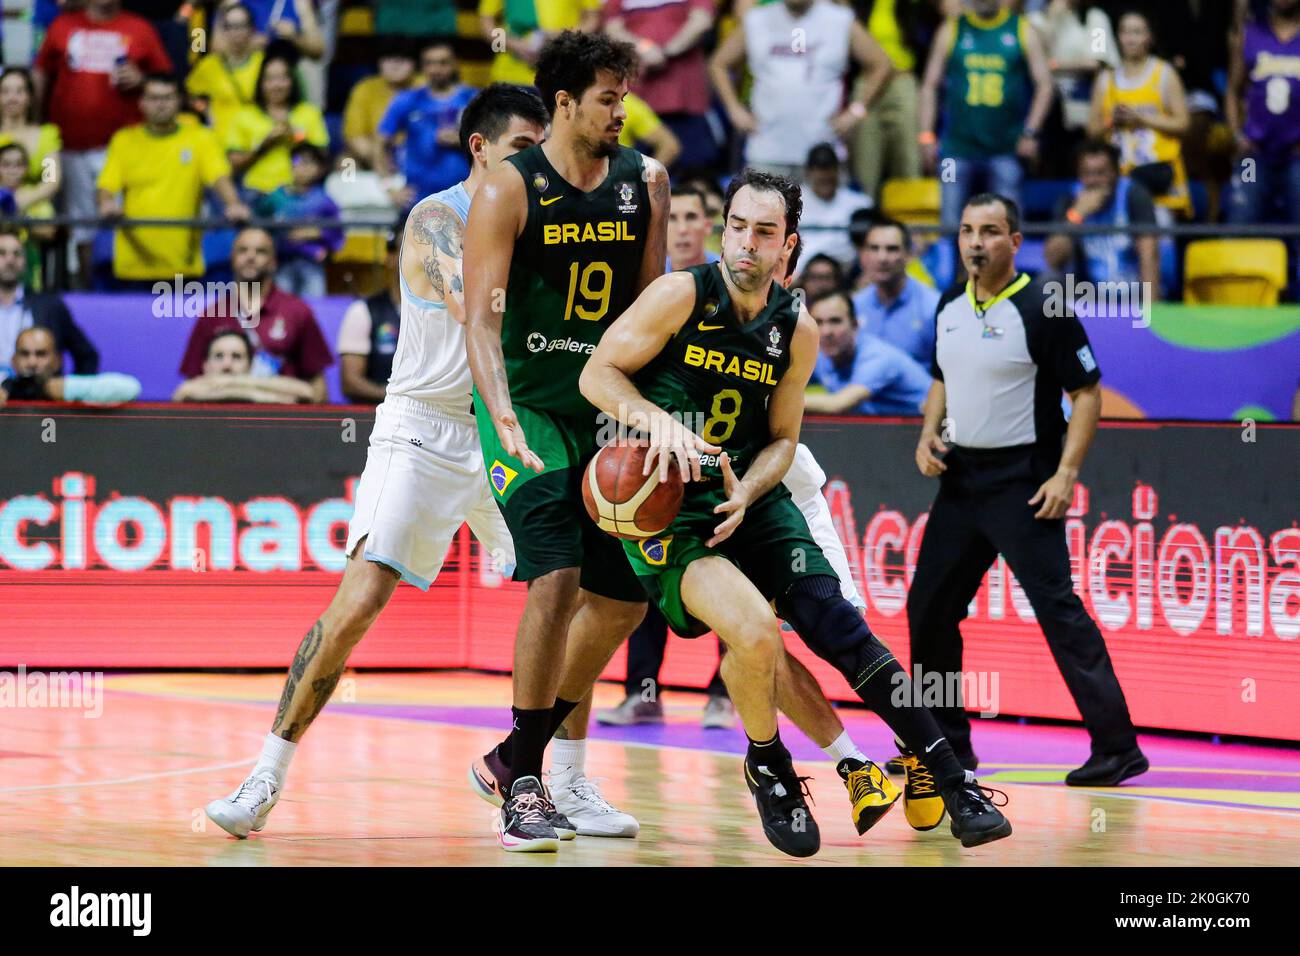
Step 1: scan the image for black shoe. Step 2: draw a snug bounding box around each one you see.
[1065,747,1149,787]
[943,772,1013,848]
[744,755,821,858]
[495,776,560,853]
[470,746,577,839]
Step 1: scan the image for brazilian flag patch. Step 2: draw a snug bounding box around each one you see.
[489,459,518,496]
[638,536,672,566]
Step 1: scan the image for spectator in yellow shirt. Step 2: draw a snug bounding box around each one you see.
[185,2,265,146]
[478,0,602,85]
[227,50,329,196]
[97,75,251,287]
[618,91,681,168]
[343,40,418,169]
[0,68,62,219]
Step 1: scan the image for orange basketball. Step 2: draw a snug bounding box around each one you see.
[582,442,684,540]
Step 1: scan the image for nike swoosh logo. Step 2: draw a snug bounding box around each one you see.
[945,326,959,333]
[925,738,944,753]
[698,323,724,331]
[539,195,564,206]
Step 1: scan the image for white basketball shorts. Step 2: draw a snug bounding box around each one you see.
[345,395,515,589]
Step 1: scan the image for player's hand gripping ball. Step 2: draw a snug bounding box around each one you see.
[583,441,684,540]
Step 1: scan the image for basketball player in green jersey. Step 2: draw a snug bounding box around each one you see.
[580,169,1014,855]
[463,31,670,852]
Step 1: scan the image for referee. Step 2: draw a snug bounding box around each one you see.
[906,193,1148,787]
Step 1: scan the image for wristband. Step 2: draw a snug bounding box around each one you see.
[1065,208,1084,225]
[917,131,936,145]
[847,101,867,119]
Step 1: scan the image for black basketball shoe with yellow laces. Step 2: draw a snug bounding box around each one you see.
[744,754,820,858]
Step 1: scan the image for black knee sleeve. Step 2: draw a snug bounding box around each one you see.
[776,576,895,687]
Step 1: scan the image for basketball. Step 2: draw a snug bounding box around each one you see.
[582,442,684,540]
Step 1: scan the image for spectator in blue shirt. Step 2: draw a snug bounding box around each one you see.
[377,39,476,208]
[804,288,930,417]
[850,216,939,368]
[254,142,344,297]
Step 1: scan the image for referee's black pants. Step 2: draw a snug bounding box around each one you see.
[906,445,1138,760]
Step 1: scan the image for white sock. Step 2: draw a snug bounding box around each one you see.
[823,730,867,765]
[551,738,587,781]
[252,732,297,782]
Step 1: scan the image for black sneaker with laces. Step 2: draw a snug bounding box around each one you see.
[496,775,560,853]
[470,745,577,839]
[744,755,820,858]
[943,771,1012,848]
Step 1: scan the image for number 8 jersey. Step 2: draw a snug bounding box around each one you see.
[499,144,651,417]
[635,262,799,484]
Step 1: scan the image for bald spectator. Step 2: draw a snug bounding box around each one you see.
[0,229,99,379]
[0,327,140,406]
[173,329,316,403]
[178,227,334,403]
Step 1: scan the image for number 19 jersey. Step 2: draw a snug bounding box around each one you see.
[499,144,651,417]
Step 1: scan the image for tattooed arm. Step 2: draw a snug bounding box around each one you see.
[401,199,468,322]
[636,155,671,296]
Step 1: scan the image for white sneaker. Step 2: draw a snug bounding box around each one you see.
[206,771,281,839]
[550,773,640,838]
[701,696,736,729]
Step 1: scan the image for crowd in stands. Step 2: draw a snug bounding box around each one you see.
[0,0,1296,417]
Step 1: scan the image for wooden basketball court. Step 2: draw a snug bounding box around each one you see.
[3,672,1297,866]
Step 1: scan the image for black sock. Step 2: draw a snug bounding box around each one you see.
[854,658,966,788]
[546,697,580,738]
[746,731,789,768]
[506,706,551,782]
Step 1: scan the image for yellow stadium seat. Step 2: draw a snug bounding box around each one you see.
[339,7,374,36]
[335,231,388,265]
[881,178,941,226]
[1184,239,1288,306]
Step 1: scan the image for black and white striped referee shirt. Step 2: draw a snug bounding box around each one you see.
[931,273,1102,457]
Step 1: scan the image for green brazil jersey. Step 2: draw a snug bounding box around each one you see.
[942,9,1030,158]
[498,144,652,418]
[634,262,799,483]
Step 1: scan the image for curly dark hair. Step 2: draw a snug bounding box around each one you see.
[533,30,639,119]
[722,168,803,238]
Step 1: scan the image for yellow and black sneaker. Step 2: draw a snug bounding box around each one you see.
[897,750,947,831]
[836,757,901,835]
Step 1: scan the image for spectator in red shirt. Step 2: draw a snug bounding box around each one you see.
[33,0,172,288]
[179,227,334,403]
[603,0,718,171]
